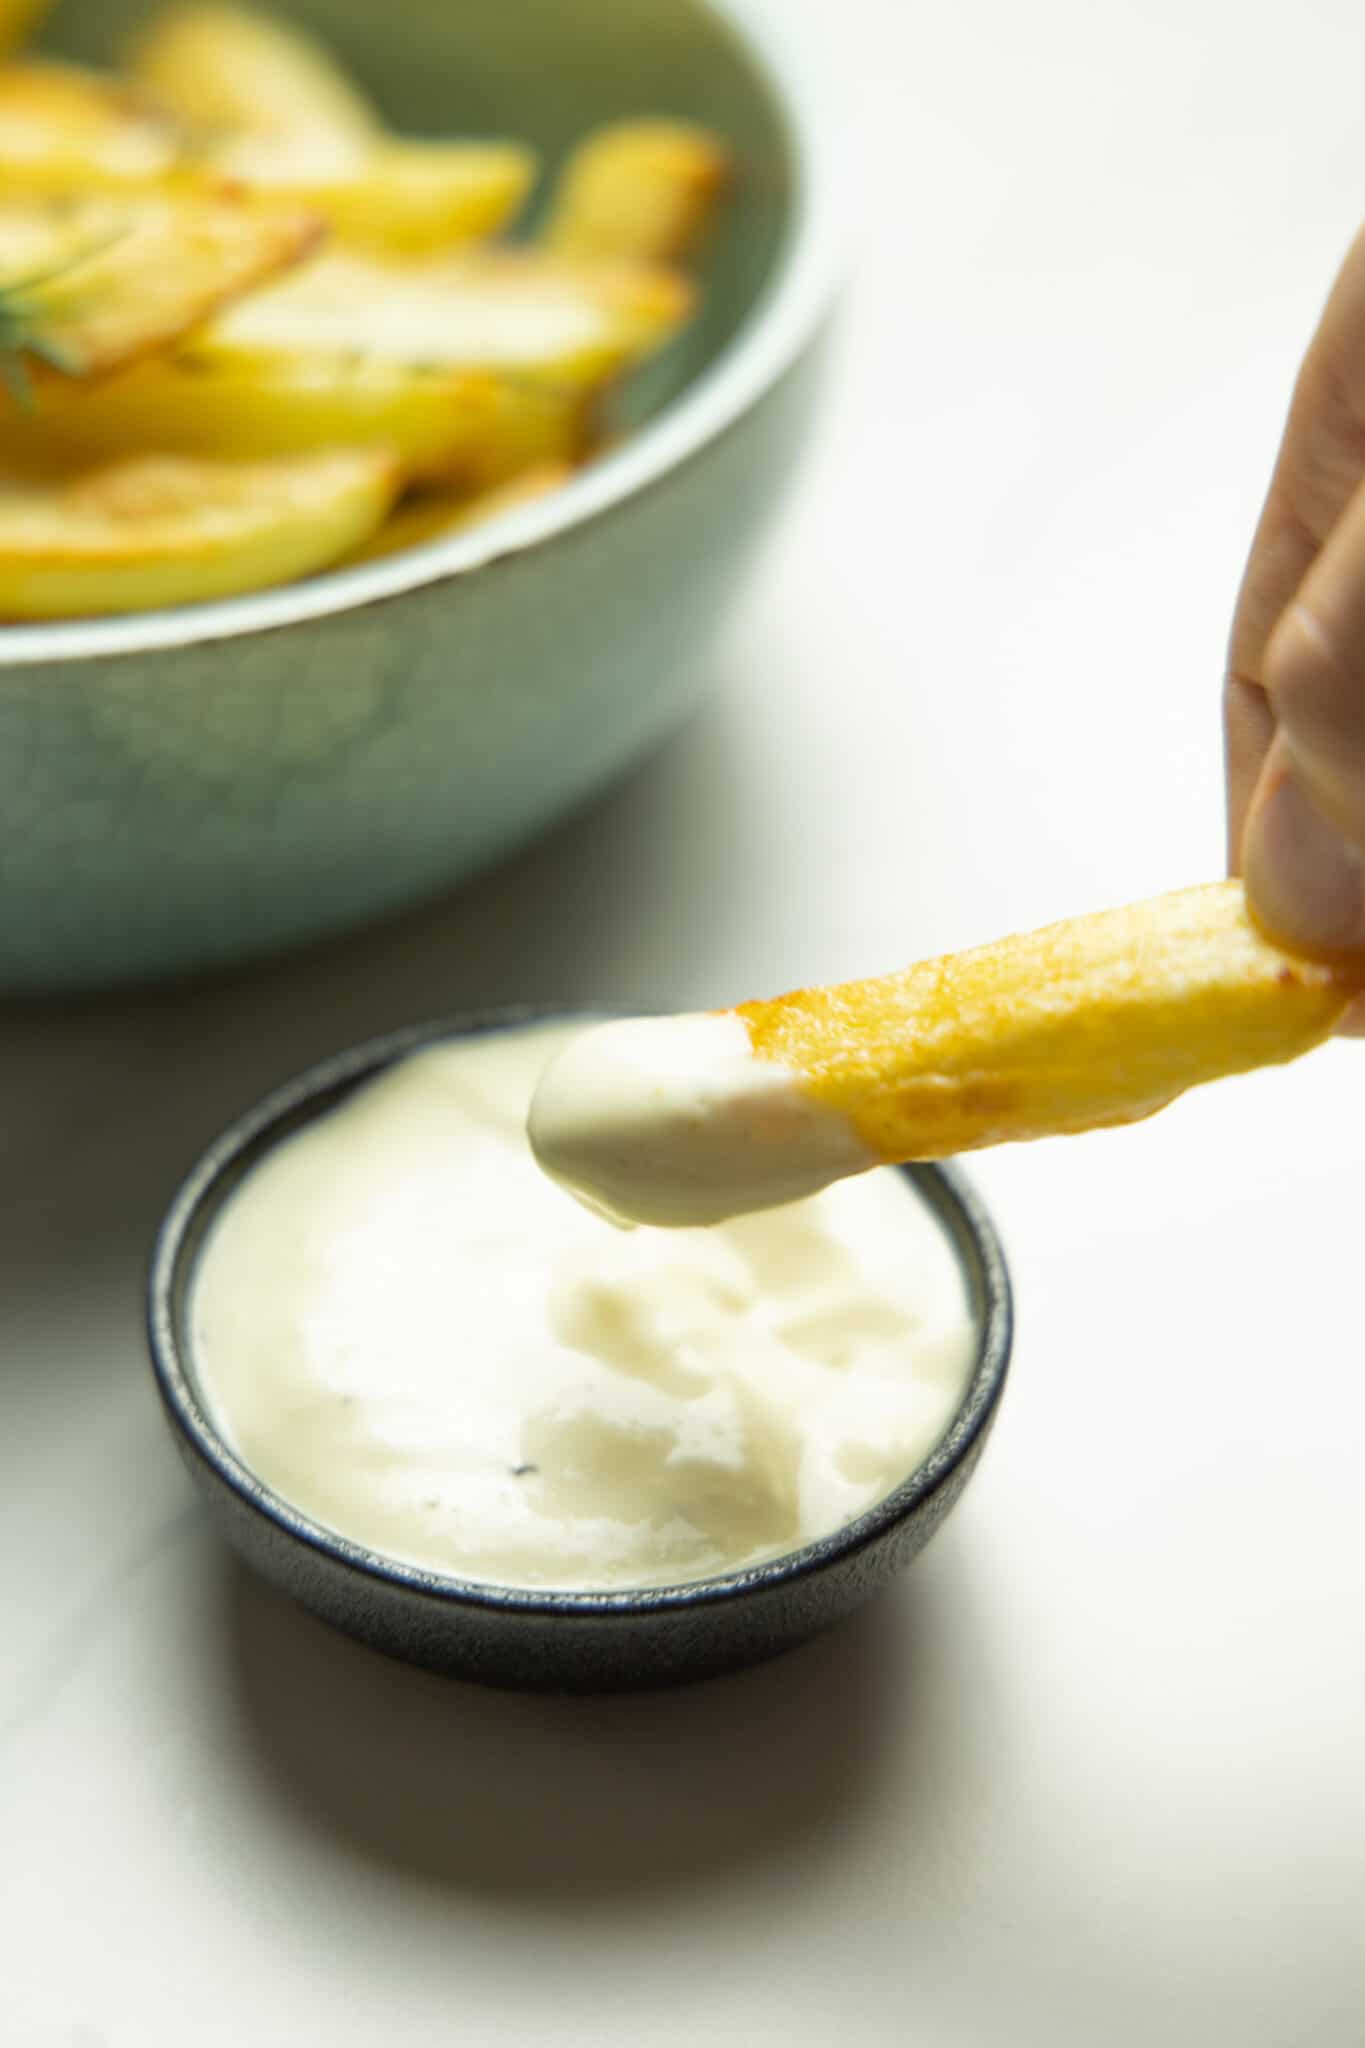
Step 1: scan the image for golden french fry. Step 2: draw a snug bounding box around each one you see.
[205,133,537,254]
[339,459,574,565]
[0,183,323,403]
[544,118,729,266]
[201,245,694,391]
[460,376,598,488]
[6,346,593,485]
[0,60,181,185]
[0,11,720,618]
[0,445,399,617]
[0,0,50,60]
[128,2,377,147]
[8,349,508,478]
[528,883,1365,1230]
[738,881,1360,1162]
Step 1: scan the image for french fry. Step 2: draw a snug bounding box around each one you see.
[737,882,1360,1161]
[171,246,674,481]
[544,119,729,266]
[0,8,729,610]
[339,460,574,566]
[206,133,537,254]
[0,0,50,61]
[128,2,377,147]
[0,183,323,403]
[0,445,399,617]
[0,60,181,185]
[7,349,509,478]
[460,376,598,489]
[528,883,1365,1228]
[202,245,694,391]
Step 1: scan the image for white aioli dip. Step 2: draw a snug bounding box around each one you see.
[191,1023,977,1591]
[529,1011,876,1228]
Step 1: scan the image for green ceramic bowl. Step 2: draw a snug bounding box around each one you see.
[1,0,842,993]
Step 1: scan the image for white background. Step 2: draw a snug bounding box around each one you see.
[5,0,1365,2040]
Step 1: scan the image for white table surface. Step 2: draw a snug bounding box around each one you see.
[5,1,1365,2040]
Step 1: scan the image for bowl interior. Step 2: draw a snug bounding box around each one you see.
[149,1013,1013,1614]
[39,0,797,439]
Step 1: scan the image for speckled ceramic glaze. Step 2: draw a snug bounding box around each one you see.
[2,0,842,993]
[147,1010,1014,1694]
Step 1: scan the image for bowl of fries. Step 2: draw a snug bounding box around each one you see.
[0,0,840,991]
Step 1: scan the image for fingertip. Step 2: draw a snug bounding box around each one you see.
[1241,738,1365,961]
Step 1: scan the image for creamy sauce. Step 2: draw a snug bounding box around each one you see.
[192,1022,976,1592]
[528,1011,874,1227]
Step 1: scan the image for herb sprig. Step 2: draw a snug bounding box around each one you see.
[0,235,123,409]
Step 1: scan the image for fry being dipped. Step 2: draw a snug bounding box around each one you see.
[528,881,1363,1227]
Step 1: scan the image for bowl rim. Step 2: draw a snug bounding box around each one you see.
[146,1005,1014,1621]
[0,0,848,672]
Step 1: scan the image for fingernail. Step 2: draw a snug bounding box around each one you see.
[1242,754,1365,957]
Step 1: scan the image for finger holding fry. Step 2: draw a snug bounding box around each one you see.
[1240,475,1365,967]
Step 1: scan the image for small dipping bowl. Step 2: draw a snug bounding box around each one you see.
[147,1009,1013,1693]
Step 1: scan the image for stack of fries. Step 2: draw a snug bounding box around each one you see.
[0,0,729,617]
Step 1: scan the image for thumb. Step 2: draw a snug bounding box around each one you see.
[1240,472,1365,960]
[1241,731,1365,958]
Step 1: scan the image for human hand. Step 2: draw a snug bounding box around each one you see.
[1226,227,1365,1010]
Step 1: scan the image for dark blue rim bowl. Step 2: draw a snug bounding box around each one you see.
[147,1006,1014,1693]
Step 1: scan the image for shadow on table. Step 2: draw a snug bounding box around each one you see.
[223,1540,984,1905]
